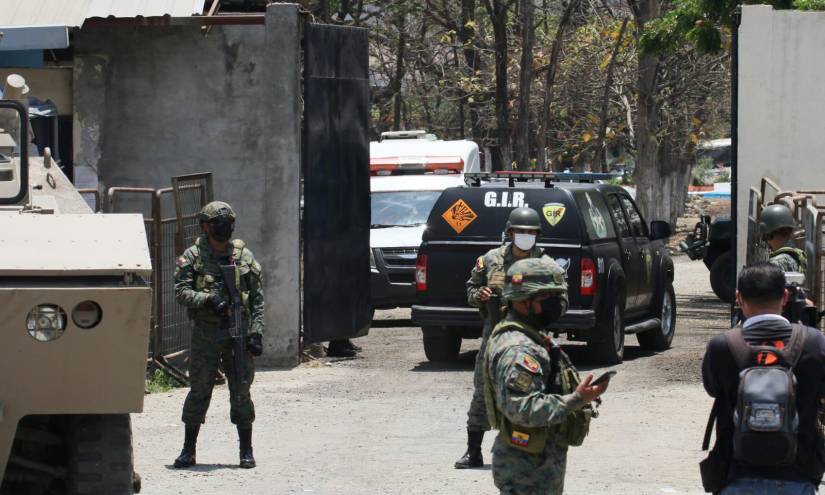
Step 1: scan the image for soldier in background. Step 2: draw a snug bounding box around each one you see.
[760,203,807,273]
[455,207,544,469]
[173,201,265,469]
[484,257,607,494]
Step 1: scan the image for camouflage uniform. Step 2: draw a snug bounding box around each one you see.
[769,242,807,274]
[485,257,589,495]
[175,235,264,428]
[465,242,543,431]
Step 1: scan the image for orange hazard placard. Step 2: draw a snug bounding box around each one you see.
[442,199,478,234]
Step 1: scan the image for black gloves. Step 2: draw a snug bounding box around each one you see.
[247,334,263,357]
[205,292,229,315]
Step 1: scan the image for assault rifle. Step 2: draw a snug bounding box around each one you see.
[486,293,503,329]
[220,263,248,392]
[784,272,820,329]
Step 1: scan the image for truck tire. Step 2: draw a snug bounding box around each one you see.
[588,292,625,365]
[709,251,734,303]
[66,414,135,495]
[637,282,676,350]
[422,326,461,362]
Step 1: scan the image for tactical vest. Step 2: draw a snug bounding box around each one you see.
[483,319,595,454]
[771,246,807,272]
[191,238,254,320]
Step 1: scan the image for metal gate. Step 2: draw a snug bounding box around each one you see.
[106,173,212,379]
[302,22,371,343]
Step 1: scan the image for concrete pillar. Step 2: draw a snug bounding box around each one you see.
[259,3,301,366]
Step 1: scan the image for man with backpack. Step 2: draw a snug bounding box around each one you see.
[701,263,825,494]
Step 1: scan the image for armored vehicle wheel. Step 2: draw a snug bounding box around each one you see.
[67,414,135,495]
[638,282,676,350]
[709,251,734,303]
[422,326,461,362]
[588,293,625,365]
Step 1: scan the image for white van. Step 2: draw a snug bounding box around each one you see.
[370,174,465,311]
[370,136,482,175]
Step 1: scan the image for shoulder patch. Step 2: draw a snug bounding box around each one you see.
[176,256,187,268]
[475,256,484,270]
[506,369,535,393]
[518,353,540,374]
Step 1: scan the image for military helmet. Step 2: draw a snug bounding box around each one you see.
[199,201,236,223]
[505,207,541,231]
[503,257,566,302]
[759,203,795,235]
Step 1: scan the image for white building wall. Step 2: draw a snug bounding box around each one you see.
[738,5,825,268]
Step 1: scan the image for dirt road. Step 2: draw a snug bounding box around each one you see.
[133,256,727,494]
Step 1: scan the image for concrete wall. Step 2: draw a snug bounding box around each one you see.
[738,5,825,268]
[73,4,301,366]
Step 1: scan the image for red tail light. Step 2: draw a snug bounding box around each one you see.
[415,254,428,292]
[580,258,596,296]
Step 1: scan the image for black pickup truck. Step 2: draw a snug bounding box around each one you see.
[411,173,675,364]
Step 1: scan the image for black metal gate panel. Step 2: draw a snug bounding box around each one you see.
[302,23,371,343]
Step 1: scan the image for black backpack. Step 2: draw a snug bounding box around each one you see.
[725,325,805,467]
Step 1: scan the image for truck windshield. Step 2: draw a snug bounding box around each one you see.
[371,191,441,228]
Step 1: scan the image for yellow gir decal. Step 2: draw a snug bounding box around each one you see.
[542,203,566,227]
[442,199,478,234]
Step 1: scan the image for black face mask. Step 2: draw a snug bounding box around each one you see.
[526,298,565,329]
[208,218,235,242]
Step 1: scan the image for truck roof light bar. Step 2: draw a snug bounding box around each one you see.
[464,171,620,188]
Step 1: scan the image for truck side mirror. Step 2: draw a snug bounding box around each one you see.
[650,220,672,240]
[0,100,28,205]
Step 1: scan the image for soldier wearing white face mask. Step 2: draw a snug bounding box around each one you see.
[455,208,545,469]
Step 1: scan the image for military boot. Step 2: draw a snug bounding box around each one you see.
[173,424,200,468]
[454,429,484,469]
[327,339,356,358]
[238,426,256,469]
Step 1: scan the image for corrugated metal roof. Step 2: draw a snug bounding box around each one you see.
[0,0,206,27]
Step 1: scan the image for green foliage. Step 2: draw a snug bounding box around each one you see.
[640,0,806,54]
[715,170,731,182]
[146,368,179,394]
[691,156,715,185]
[794,0,825,10]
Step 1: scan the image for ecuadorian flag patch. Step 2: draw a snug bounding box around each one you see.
[511,431,530,447]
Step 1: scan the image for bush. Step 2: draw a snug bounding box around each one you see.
[146,368,179,393]
[692,156,714,186]
[714,170,730,183]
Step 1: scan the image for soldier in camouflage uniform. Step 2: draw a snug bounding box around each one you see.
[760,204,807,273]
[173,201,265,469]
[455,208,545,469]
[484,257,608,494]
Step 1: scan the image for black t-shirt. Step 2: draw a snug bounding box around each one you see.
[702,317,825,484]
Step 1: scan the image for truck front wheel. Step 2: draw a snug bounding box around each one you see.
[67,414,135,495]
[709,251,734,303]
[422,326,461,362]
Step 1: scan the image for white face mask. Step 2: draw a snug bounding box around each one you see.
[513,233,536,251]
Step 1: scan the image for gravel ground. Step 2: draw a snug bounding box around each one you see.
[133,256,728,494]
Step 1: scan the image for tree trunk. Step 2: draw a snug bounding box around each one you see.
[515,0,536,169]
[595,18,629,172]
[392,12,407,131]
[460,0,483,140]
[631,0,663,221]
[484,0,512,170]
[536,0,580,171]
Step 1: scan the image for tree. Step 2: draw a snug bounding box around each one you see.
[483,0,515,169]
[514,0,536,168]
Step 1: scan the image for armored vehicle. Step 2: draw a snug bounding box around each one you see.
[0,97,151,494]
